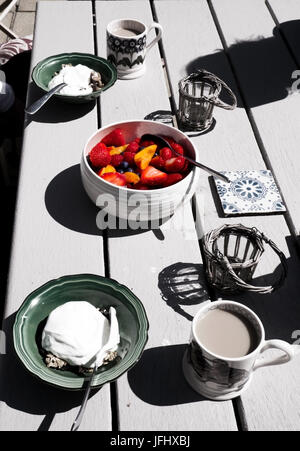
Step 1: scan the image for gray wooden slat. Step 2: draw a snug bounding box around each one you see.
[155,0,300,430]
[0,1,111,431]
[96,0,238,431]
[210,0,300,237]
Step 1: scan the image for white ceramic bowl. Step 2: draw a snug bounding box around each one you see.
[81,120,200,221]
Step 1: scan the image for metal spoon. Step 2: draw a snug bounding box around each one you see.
[25,83,67,115]
[141,133,230,183]
[71,367,97,432]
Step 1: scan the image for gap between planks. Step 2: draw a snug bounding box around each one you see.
[91,0,120,432]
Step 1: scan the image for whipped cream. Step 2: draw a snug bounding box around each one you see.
[41,301,119,368]
[48,64,101,96]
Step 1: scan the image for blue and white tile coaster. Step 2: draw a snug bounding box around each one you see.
[214,170,286,216]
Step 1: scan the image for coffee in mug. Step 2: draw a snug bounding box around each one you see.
[194,308,259,358]
[106,18,163,80]
[183,300,298,400]
[113,28,140,38]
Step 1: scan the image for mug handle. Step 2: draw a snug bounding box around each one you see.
[253,340,297,371]
[146,22,163,54]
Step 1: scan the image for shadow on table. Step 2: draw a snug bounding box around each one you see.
[218,235,300,343]
[278,19,300,66]
[25,82,95,128]
[45,164,102,236]
[187,21,300,108]
[0,313,100,431]
[45,164,172,239]
[106,222,168,240]
[156,239,300,342]
[158,262,209,321]
[144,110,217,136]
[127,344,206,405]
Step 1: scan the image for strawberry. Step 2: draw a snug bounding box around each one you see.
[123,152,136,165]
[171,142,184,155]
[182,159,190,173]
[140,140,155,147]
[134,137,141,144]
[164,137,176,147]
[164,157,185,173]
[101,172,126,187]
[101,128,126,147]
[89,143,111,168]
[141,166,168,187]
[134,145,157,170]
[162,173,183,187]
[151,156,165,169]
[110,154,124,167]
[160,147,173,160]
[126,141,140,153]
[98,165,116,176]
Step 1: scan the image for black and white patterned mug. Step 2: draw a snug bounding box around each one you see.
[183,300,298,400]
[106,18,163,79]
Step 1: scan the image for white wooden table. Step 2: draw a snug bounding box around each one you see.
[1,0,300,431]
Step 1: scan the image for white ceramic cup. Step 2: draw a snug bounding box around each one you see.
[183,300,299,400]
[106,18,163,79]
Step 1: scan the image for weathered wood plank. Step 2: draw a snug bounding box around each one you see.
[18,0,61,12]
[155,0,300,430]
[0,1,110,431]
[95,0,238,431]
[267,0,300,66]
[210,0,300,238]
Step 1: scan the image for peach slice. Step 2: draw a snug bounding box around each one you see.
[98,165,116,176]
[134,145,157,170]
[109,144,129,155]
[124,172,140,185]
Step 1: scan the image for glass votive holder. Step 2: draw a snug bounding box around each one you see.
[178,69,237,131]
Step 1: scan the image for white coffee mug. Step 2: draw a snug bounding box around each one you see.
[183,300,299,400]
[106,18,163,79]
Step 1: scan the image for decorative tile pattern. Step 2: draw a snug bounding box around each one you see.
[214,170,286,216]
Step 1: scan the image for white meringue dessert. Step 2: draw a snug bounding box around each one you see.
[41,301,120,369]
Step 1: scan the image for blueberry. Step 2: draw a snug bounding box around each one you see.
[117,169,124,174]
[120,161,129,170]
[126,167,134,173]
[154,152,159,157]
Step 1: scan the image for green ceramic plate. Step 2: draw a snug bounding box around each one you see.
[32,52,117,103]
[13,274,149,390]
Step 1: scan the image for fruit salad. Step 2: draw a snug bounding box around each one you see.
[87,128,191,189]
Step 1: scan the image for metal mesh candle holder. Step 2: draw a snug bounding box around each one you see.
[203,224,288,294]
[178,69,237,131]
